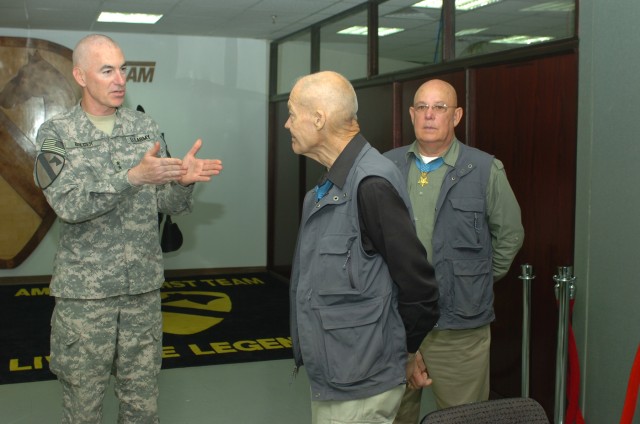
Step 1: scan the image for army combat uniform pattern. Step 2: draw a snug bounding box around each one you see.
[34,103,194,423]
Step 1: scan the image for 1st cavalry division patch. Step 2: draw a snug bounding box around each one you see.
[35,139,65,189]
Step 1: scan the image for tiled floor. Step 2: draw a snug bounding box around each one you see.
[0,358,437,423]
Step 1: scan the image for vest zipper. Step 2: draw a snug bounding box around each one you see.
[474,212,480,243]
[343,249,355,289]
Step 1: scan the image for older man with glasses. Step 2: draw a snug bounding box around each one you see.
[385,78,524,423]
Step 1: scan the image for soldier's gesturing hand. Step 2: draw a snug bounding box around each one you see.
[176,138,223,186]
[127,142,186,186]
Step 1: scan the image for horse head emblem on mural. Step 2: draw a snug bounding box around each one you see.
[0,37,81,268]
[0,49,76,132]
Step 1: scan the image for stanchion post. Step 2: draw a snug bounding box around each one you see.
[553,266,576,424]
[519,264,535,398]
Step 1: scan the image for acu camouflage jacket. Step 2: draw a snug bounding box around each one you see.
[34,104,193,299]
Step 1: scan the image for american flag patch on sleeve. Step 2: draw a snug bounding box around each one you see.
[35,139,66,189]
[40,139,66,156]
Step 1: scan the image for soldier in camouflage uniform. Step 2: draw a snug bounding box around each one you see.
[33,34,223,423]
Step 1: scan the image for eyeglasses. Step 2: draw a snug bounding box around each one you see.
[412,103,454,114]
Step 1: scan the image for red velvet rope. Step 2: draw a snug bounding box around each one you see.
[620,343,640,424]
[559,300,639,423]
[565,299,585,424]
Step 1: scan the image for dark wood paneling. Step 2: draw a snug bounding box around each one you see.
[268,101,301,279]
[355,84,394,153]
[473,53,578,419]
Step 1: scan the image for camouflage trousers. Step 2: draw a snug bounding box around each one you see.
[50,290,162,424]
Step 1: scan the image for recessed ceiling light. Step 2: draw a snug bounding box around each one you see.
[97,12,163,24]
[490,35,554,45]
[522,1,574,12]
[412,0,443,8]
[456,28,488,36]
[338,26,404,37]
[413,0,503,11]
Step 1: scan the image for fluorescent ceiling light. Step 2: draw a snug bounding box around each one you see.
[97,12,163,24]
[490,35,554,45]
[522,1,574,12]
[413,0,502,11]
[338,26,404,37]
[412,0,443,8]
[455,28,488,36]
[338,26,368,36]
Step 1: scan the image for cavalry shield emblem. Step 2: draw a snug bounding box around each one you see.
[0,37,80,268]
[161,291,233,335]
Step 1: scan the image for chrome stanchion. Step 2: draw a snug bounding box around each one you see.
[519,264,535,398]
[553,266,576,424]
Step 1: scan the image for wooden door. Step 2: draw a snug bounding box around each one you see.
[472,52,578,418]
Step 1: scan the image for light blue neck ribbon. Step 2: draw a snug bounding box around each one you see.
[315,179,333,201]
[414,156,444,173]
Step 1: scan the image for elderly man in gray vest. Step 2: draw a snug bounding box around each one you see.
[385,79,524,423]
[285,71,440,424]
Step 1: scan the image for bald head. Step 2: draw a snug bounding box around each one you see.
[410,78,463,155]
[285,71,360,166]
[293,71,359,130]
[414,79,458,107]
[71,34,127,115]
[73,34,121,69]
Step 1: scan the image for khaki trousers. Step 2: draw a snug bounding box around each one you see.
[312,385,405,424]
[393,325,491,424]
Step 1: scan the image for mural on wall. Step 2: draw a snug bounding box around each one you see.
[0,37,81,269]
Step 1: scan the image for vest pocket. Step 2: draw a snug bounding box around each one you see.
[316,297,385,385]
[317,234,359,292]
[449,197,485,250]
[451,258,492,317]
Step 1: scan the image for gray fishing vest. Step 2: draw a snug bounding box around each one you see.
[290,140,411,401]
[385,141,495,329]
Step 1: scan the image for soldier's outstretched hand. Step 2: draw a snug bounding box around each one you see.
[177,138,223,186]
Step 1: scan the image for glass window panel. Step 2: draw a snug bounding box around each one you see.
[378,0,443,75]
[320,10,368,81]
[277,31,311,95]
[455,0,575,58]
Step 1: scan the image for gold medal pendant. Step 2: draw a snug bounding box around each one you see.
[419,172,429,187]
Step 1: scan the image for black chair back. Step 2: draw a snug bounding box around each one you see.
[420,397,550,424]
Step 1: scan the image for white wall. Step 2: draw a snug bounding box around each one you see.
[0,29,269,277]
[575,1,640,423]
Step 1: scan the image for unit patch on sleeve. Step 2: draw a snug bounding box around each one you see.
[35,139,66,189]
